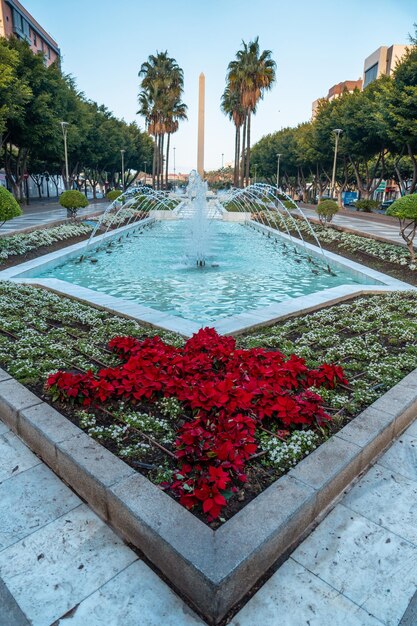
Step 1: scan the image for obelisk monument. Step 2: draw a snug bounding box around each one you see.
[197,72,205,178]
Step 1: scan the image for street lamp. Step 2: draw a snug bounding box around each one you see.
[221,153,224,170]
[331,129,343,200]
[254,164,258,186]
[120,149,126,191]
[143,161,147,185]
[60,121,69,189]
[276,153,282,190]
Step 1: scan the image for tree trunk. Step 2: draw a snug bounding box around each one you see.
[407,144,417,194]
[165,132,170,189]
[233,125,239,187]
[240,113,247,188]
[152,134,158,188]
[245,110,251,186]
[160,133,165,190]
[235,125,241,187]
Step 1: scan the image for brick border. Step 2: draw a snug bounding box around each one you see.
[0,368,416,623]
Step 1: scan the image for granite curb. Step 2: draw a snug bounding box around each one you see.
[0,367,416,623]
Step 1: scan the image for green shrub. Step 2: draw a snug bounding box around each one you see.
[106,189,122,201]
[355,199,379,212]
[387,194,417,262]
[316,199,338,225]
[0,186,22,224]
[59,190,89,218]
[283,200,296,210]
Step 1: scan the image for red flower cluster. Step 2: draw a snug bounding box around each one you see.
[46,328,347,520]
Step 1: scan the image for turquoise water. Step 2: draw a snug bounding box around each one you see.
[36,221,376,324]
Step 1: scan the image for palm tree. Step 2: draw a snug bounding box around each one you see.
[224,38,276,187]
[221,85,245,187]
[165,100,187,187]
[138,52,187,189]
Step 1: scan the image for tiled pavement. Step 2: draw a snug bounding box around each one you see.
[296,207,406,247]
[2,412,417,625]
[0,203,107,234]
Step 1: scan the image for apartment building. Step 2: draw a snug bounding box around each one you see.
[0,0,60,66]
[363,44,407,87]
[312,78,363,118]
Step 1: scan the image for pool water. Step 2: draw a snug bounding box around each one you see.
[37,220,376,324]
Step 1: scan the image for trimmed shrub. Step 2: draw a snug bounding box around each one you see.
[316,199,338,225]
[59,190,89,218]
[0,186,22,224]
[106,189,122,201]
[387,194,417,262]
[355,199,379,212]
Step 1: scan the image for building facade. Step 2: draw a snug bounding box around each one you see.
[0,0,60,66]
[363,44,407,88]
[312,79,363,118]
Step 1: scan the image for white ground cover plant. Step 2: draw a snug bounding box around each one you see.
[0,283,416,482]
[259,430,319,471]
[0,222,93,262]
[266,214,416,270]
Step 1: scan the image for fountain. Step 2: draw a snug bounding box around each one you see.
[186,170,210,267]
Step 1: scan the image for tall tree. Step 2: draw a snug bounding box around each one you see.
[223,37,276,187]
[138,51,187,189]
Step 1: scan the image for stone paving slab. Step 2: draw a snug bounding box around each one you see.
[0,430,40,481]
[229,558,383,626]
[378,434,417,481]
[56,560,205,626]
[0,579,30,626]
[343,463,417,546]
[0,504,138,626]
[292,504,417,625]
[0,463,80,551]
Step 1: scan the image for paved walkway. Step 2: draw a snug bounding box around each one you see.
[0,202,108,235]
[296,206,405,247]
[2,409,417,625]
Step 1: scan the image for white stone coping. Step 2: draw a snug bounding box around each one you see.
[1,216,414,338]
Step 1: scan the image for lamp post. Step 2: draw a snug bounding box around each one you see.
[60,121,69,189]
[254,164,258,186]
[331,129,343,200]
[144,161,147,185]
[120,149,126,191]
[221,153,224,170]
[276,153,281,190]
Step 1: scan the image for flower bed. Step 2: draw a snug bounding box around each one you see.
[0,222,93,263]
[258,212,415,271]
[0,283,416,526]
[46,327,346,521]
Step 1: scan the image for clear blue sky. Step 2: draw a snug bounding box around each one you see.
[25,0,415,173]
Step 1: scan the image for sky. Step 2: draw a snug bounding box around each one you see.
[25,0,415,173]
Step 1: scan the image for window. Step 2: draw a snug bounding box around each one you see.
[33,32,37,46]
[364,62,378,87]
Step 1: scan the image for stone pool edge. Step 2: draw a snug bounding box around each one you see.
[0,367,416,623]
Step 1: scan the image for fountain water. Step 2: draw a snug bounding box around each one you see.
[185,170,211,267]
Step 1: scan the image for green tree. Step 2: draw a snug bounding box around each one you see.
[138,52,187,189]
[225,37,276,187]
[59,189,88,218]
[0,38,31,151]
[387,194,417,261]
